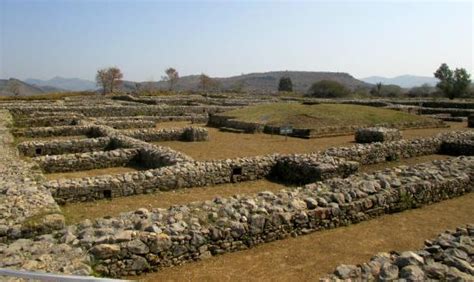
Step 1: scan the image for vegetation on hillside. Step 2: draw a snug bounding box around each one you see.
[307,80,350,98]
[278,77,293,92]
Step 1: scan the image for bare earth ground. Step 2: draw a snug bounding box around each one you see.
[136,193,474,282]
[154,121,467,160]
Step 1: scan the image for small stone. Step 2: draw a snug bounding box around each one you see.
[89,244,120,259]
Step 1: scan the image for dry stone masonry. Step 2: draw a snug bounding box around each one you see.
[76,157,473,277]
[355,127,402,143]
[322,225,474,281]
[0,95,473,280]
[0,110,64,240]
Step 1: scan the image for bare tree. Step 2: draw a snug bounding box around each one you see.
[96,69,109,95]
[96,67,123,95]
[8,80,21,97]
[162,67,179,91]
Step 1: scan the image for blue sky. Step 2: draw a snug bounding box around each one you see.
[0,0,472,81]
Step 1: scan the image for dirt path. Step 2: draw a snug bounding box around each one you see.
[136,193,474,282]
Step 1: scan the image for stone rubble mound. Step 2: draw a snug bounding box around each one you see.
[322,225,474,281]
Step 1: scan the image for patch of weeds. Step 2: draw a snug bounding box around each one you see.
[399,191,416,210]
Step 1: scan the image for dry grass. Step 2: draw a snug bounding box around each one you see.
[153,121,468,161]
[136,193,474,282]
[220,103,435,128]
[45,166,138,181]
[61,179,289,224]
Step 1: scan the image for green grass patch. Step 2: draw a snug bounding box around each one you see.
[219,103,435,129]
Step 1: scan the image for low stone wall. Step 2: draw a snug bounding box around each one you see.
[9,104,237,118]
[0,110,64,241]
[44,155,278,204]
[97,115,209,124]
[101,120,156,129]
[209,114,446,138]
[34,148,140,173]
[271,155,359,184]
[420,107,474,117]
[322,225,474,281]
[13,125,96,138]
[324,135,442,164]
[121,127,209,142]
[15,114,84,128]
[355,127,402,143]
[72,157,473,277]
[440,138,474,156]
[17,137,112,157]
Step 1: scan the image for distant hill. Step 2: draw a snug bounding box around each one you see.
[361,75,438,88]
[122,71,370,93]
[25,76,97,91]
[0,78,64,96]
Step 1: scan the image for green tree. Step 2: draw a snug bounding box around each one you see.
[278,76,293,92]
[434,63,471,99]
[307,80,349,98]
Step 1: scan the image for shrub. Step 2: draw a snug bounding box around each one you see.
[278,77,293,92]
[307,80,349,98]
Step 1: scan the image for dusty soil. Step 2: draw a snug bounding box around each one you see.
[61,179,290,224]
[45,166,138,181]
[153,121,467,161]
[136,193,474,282]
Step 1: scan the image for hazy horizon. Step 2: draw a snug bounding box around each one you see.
[1,0,472,81]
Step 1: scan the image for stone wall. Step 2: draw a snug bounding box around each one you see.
[121,127,209,142]
[0,110,64,241]
[271,155,359,184]
[322,225,474,281]
[72,157,473,277]
[17,137,113,157]
[208,114,446,138]
[34,148,140,173]
[41,131,474,204]
[14,113,84,128]
[9,104,237,118]
[44,155,279,204]
[13,125,96,138]
[355,127,402,143]
[440,137,474,156]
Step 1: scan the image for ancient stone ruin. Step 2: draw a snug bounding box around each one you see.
[0,95,472,280]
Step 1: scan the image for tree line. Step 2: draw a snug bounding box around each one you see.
[94,63,471,99]
[95,67,219,95]
[278,64,472,100]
